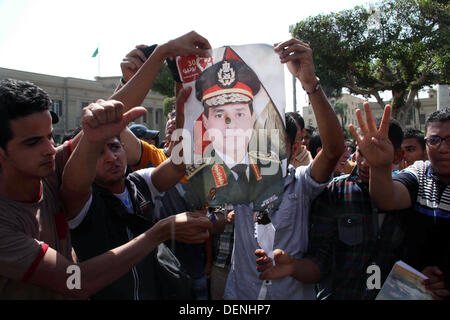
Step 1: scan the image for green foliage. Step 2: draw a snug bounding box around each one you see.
[291,0,449,124]
[163,96,176,117]
[343,127,353,141]
[333,102,348,128]
[152,63,175,97]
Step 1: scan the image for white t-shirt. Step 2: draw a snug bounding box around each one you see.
[68,168,162,230]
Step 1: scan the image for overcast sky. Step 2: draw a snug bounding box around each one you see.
[0,0,375,111]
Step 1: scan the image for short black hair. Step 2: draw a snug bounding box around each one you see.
[375,118,404,150]
[425,107,450,132]
[0,79,52,149]
[286,112,305,130]
[306,126,315,134]
[285,113,298,147]
[388,119,404,150]
[403,128,425,150]
[309,133,322,158]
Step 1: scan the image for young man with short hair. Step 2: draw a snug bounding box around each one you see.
[286,112,313,167]
[401,128,427,167]
[0,31,213,299]
[354,106,449,300]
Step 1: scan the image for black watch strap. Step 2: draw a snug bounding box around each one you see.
[303,78,320,95]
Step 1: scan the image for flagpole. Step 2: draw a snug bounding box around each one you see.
[97,43,100,77]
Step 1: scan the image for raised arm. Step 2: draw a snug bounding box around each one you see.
[275,39,344,182]
[110,31,211,112]
[349,102,412,210]
[61,100,146,220]
[120,126,143,166]
[49,97,212,299]
[151,86,191,192]
[115,44,148,92]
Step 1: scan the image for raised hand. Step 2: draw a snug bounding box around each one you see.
[349,102,394,168]
[120,45,148,82]
[81,99,147,144]
[255,249,294,280]
[175,86,192,130]
[274,39,317,91]
[164,31,212,60]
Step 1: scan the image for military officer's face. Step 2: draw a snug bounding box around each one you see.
[203,103,255,160]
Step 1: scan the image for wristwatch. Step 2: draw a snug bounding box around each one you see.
[303,77,320,95]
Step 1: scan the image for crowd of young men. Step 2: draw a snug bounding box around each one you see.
[0,30,448,300]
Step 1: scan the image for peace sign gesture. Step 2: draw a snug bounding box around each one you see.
[349,102,394,168]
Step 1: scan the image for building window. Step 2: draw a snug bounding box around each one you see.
[419,114,426,125]
[52,99,63,116]
[308,109,313,115]
[309,119,313,126]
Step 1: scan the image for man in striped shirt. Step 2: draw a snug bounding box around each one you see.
[350,105,450,300]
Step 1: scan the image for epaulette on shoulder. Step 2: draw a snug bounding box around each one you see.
[186,157,213,179]
[249,150,281,163]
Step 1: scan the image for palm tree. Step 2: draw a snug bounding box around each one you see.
[333,102,348,129]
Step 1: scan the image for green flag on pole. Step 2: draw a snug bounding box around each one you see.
[91,47,99,58]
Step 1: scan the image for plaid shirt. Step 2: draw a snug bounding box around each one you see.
[212,223,234,269]
[306,168,406,300]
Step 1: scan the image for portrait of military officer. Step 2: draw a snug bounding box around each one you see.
[184,47,285,211]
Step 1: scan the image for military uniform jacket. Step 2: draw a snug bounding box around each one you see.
[185,147,284,211]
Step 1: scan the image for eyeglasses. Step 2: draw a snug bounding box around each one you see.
[425,135,450,148]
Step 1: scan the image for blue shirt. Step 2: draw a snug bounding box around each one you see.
[225,164,328,300]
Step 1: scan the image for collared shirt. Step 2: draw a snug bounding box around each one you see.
[214,148,249,180]
[224,163,328,300]
[306,168,405,300]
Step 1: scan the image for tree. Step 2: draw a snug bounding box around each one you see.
[291,0,449,125]
[152,63,175,97]
[163,96,176,117]
[334,102,348,129]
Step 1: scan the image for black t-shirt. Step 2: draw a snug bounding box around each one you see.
[393,161,450,291]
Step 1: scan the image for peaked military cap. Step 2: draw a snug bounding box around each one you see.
[195,47,261,108]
